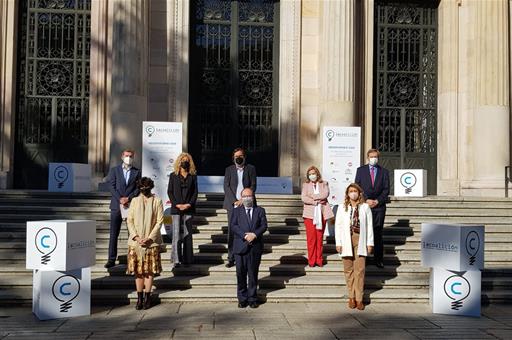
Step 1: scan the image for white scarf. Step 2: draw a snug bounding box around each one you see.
[312,183,323,229]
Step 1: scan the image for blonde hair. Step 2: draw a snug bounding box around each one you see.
[343,183,365,211]
[304,165,323,183]
[174,152,197,175]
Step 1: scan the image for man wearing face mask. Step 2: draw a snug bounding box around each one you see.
[223,148,257,268]
[105,148,141,269]
[231,188,267,308]
[355,149,389,268]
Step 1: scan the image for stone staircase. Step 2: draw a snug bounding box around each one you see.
[0,190,511,306]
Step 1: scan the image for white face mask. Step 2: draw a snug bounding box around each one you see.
[348,192,359,201]
[308,174,318,182]
[123,156,133,166]
[369,157,378,166]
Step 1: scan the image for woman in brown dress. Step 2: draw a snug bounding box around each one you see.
[127,177,164,310]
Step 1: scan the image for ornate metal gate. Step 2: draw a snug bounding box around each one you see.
[189,0,279,175]
[373,0,438,194]
[14,0,91,189]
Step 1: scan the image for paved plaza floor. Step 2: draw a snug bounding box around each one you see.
[1,303,511,339]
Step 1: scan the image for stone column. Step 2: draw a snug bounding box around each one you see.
[362,0,374,153]
[437,0,460,195]
[167,0,190,150]
[0,0,17,189]
[458,0,509,196]
[108,0,150,168]
[279,0,302,187]
[89,0,111,181]
[319,0,356,128]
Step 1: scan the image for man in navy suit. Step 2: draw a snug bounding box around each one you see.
[223,147,257,268]
[105,148,141,268]
[355,149,390,268]
[231,188,267,308]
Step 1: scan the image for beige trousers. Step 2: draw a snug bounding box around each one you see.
[343,233,366,302]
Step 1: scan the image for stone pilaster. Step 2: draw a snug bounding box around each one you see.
[437,0,460,195]
[167,0,190,150]
[458,0,509,196]
[89,0,111,181]
[279,0,302,187]
[319,0,356,127]
[108,0,150,168]
[0,0,17,189]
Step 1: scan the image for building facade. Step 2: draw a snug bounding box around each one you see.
[0,0,510,196]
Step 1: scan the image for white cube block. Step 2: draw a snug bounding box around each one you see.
[394,169,427,197]
[33,268,91,320]
[421,223,485,271]
[430,267,481,317]
[48,163,91,192]
[26,220,96,271]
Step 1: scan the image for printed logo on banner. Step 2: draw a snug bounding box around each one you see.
[35,227,58,265]
[52,275,81,312]
[54,166,69,189]
[443,273,471,310]
[325,130,335,142]
[465,231,481,266]
[145,125,156,137]
[400,172,417,194]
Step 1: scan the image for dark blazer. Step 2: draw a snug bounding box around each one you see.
[231,205,268,255]
[167,172,198,215]
[108,165,141,211]
[355,164,390,209]
[223,164,257,210]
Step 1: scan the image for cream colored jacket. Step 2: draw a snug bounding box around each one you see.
[334,203,374,257]
[127,195,164,250]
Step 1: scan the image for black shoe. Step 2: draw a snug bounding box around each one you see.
[104,260,115,269]
[249,302,259,309]
[143,292,152,310]
[136,292,144,310]
[376,261,384,268]
[238,301,248,308]
[226,261,235,268]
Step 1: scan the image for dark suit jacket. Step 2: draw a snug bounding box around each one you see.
[355,164,390,209]
[223,164,257,210]
[231,205,268,255]
[167,173,198,215]
[108,165,141,211]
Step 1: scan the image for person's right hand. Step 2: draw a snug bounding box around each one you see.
[120,197,129,205]
[336,246,342,253]
[234,200,242,207]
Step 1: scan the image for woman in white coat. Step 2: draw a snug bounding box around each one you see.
[335,183,374,310]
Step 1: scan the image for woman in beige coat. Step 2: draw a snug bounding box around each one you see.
[301,166,334,267]
[335,183,374,310]
[127,177,164,310]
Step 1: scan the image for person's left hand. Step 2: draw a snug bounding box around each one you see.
[244,232,257,243]
[367,246,374,254]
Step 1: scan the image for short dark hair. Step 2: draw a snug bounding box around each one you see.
[232,147,246,158]
[367,149,380,157]
[121,148,135,155]
[137,177,154,190]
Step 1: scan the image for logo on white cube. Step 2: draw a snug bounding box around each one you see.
[27,220,96,271]
[33,268,91,320]
[394,169,427,197]
[430,268,481,317]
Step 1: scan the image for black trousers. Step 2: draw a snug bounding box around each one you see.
[371,207,386,263]
[226,207,235,262]
[235,248,262,303]
[108,210,123,262]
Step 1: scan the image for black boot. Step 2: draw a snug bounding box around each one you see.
[136,292,143,310]
[143,292,151,310]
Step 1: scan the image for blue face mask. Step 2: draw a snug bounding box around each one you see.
[242,196,253,208]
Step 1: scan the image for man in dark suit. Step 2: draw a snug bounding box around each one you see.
[231,188,267,308]
[105,148,141,268]
[355,149,390,269]
[223,147,257,268]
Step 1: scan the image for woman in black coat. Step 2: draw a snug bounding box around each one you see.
[167,152,198,267]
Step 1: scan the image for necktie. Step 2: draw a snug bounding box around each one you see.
[246,209,252,222]
[370,166,375,186]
